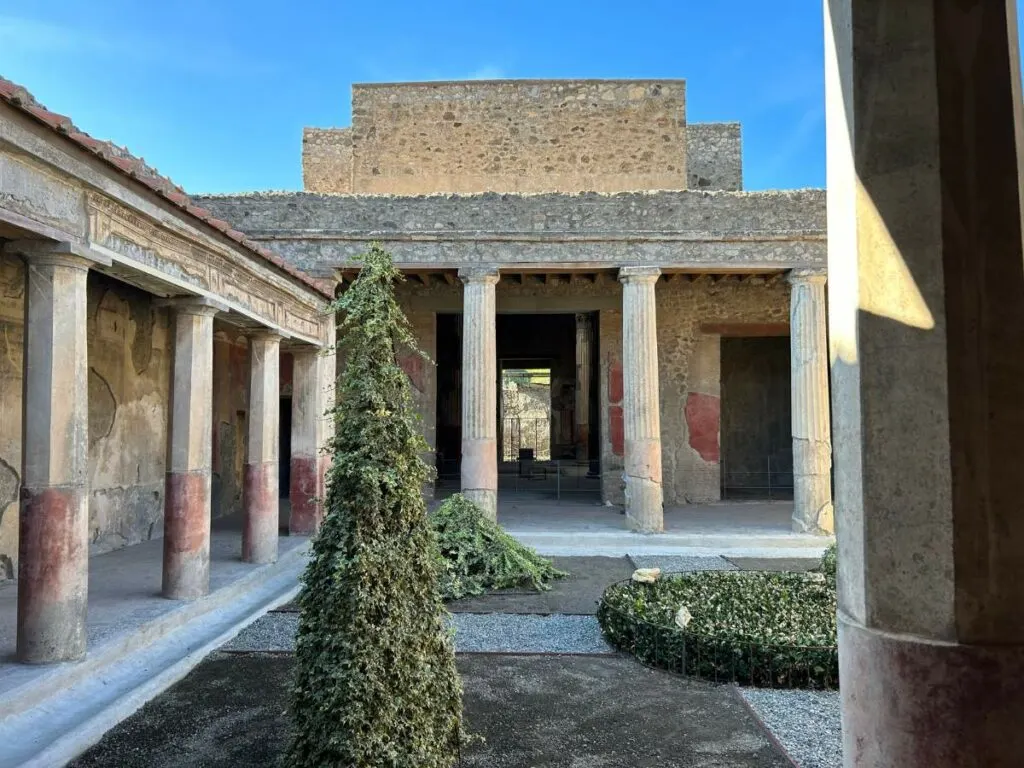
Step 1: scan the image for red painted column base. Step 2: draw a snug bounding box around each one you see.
[242,461,279,564]
[162,471,211,600]
[840,614,1024,767]
[289,455,320,535]
[17,485,88,663]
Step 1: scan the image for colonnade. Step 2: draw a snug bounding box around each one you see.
[9,240,334,663]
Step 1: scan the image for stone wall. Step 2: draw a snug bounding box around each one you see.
[318,80,688,195]
[0,254,174,580]
[390,274,790,507]
[212,326,251,519]
[687,123,742,191]
[195,189,826,276]
[302,128,352,194]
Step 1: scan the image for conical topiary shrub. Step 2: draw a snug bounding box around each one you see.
[432,493,567,600]
[286,244,465,768]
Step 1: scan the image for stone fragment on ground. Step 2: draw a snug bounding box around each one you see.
[71,653,792,768]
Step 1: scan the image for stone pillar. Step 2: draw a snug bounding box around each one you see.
[459,266,500,521]
[788,269,833,534]
[162,298,221,600]
[9,242,96,663]
[618,267,663,532]
[289,346,323,535]
[242,331,281,564]
[317,317,337,514]
[826,1,1024,765]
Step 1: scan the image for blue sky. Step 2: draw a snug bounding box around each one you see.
[5,1,829,193]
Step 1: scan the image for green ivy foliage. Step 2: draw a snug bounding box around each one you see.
[597,571,839,689]
[431,494,567,600]
[286,245,466,768]
[820,542,837,578]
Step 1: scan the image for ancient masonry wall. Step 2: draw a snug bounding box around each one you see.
[195,189,827,278]
[302,127,352,194]
[392,275,789,507]
[316,80,690,195]
[687,123,742,191]
[0,253,260,582]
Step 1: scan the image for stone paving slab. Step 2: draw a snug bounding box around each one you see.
[70,653,791,768]
[447,556,634,615]
[628,554,738,572]
[222,611,614,655]
[726,557,821,572]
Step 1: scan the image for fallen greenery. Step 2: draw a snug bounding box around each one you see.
[598,563,838,688]
[286,245,466,767]
[431,494,567,601]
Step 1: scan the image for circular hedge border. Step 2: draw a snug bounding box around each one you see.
[596,570,839,689]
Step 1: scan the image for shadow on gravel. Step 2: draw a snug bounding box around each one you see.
[70,653,789,768]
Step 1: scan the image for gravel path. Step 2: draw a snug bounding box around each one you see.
[452,613,613,654]
[739,689,842,768]
[222,611,613,655]
[628,554,737,572]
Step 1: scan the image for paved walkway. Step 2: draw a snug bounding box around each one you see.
[495,498,833,557]
[0,514,309,768]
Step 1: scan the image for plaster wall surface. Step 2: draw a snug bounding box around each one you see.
[0,256,175,581]
[391,275,788,507]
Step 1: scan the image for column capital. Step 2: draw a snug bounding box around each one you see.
[3,239,111,270]
[458,265,501,285]
[247,328,284,343]
[156,295,229,317]
[619,266,662,285]
[788,268,827,286]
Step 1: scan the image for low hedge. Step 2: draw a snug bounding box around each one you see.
[597,569,838,689]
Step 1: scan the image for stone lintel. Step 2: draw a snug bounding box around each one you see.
[619,266,662,283]
[3,238,112,268]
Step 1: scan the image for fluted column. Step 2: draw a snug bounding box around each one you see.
[619,267,663,532]
[243,331,281,564]
[162,297,223,600]
[788,269,833,534]
[459,266,500,520]
[7,241,98,663]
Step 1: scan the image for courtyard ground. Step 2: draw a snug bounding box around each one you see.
[70,555,842,768]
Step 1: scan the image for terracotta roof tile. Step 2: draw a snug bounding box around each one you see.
[0,75,331,300]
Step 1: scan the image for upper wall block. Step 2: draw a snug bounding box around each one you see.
[302,79,690,195]
[687,123,742,191]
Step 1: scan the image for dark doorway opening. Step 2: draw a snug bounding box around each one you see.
[279,397,291,498]
[434,312,600,500]
[719,336,793,500]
